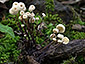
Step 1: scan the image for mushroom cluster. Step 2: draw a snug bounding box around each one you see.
[50,24,69,44]
[9,2,41,23]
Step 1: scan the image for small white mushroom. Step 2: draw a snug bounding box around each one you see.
[12,2,19,7]
[50,34,56,38]
[23,7,26,11]
[62,37,69,44]
[57,34,64,39]
[18,2,25,10]
[24,34,27,37]
[20,10,25,15]
[12,6,19,12]
[9,8,18,15]
[36,17,39,20]
[25,12,31,17]
[42,13,46,17]
[53,38,57,41]
[28,5,35,12]
[21,24,25,27]
[53,28,59,34]
[29,17,35,23]
[56,24,65,33]
[30,12,35,18]
[57,39,63,43]
[19,16,22,20]
[23,14,28,19]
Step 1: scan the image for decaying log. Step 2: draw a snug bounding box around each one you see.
[34,39,85,63]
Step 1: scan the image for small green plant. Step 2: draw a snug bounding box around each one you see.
[0,34,20,63]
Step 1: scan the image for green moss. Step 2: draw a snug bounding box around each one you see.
[0,34,20,63]
[1,14,19,30]
[64,24,85,40]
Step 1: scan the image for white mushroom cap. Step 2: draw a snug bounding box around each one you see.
[13,2,19,7]
[29,17,35,23]
[12,6,19,12]
[21,24,25,27]
[31,17,35,23]
[19,16,22,20]
[18,2,25,10]
[53,28,59,34]
[57,34,64,39]
[56,24,65,33]
[62,37,69,44]
[9,8,18,15]
[53,38,57,41]
[9,8,14,15]
[25,12,31,17]
[28,5,35,12]
[24,34,27,37]
[50,34,56,38]
[36,17,39,20]
[22,7,26,11]
[57,39,63,43]
[42,13,46,17]
[23,14,28,19]
[20,10,25,15]
[30,12,35,18]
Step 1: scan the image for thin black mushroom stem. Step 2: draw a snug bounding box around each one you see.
[25,18,36,46]
[16,15,24,39]
[40,38,49,46]
[40,41,54,52]
[21,16,30,42]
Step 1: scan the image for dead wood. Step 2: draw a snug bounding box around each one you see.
[33,39,85,63]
